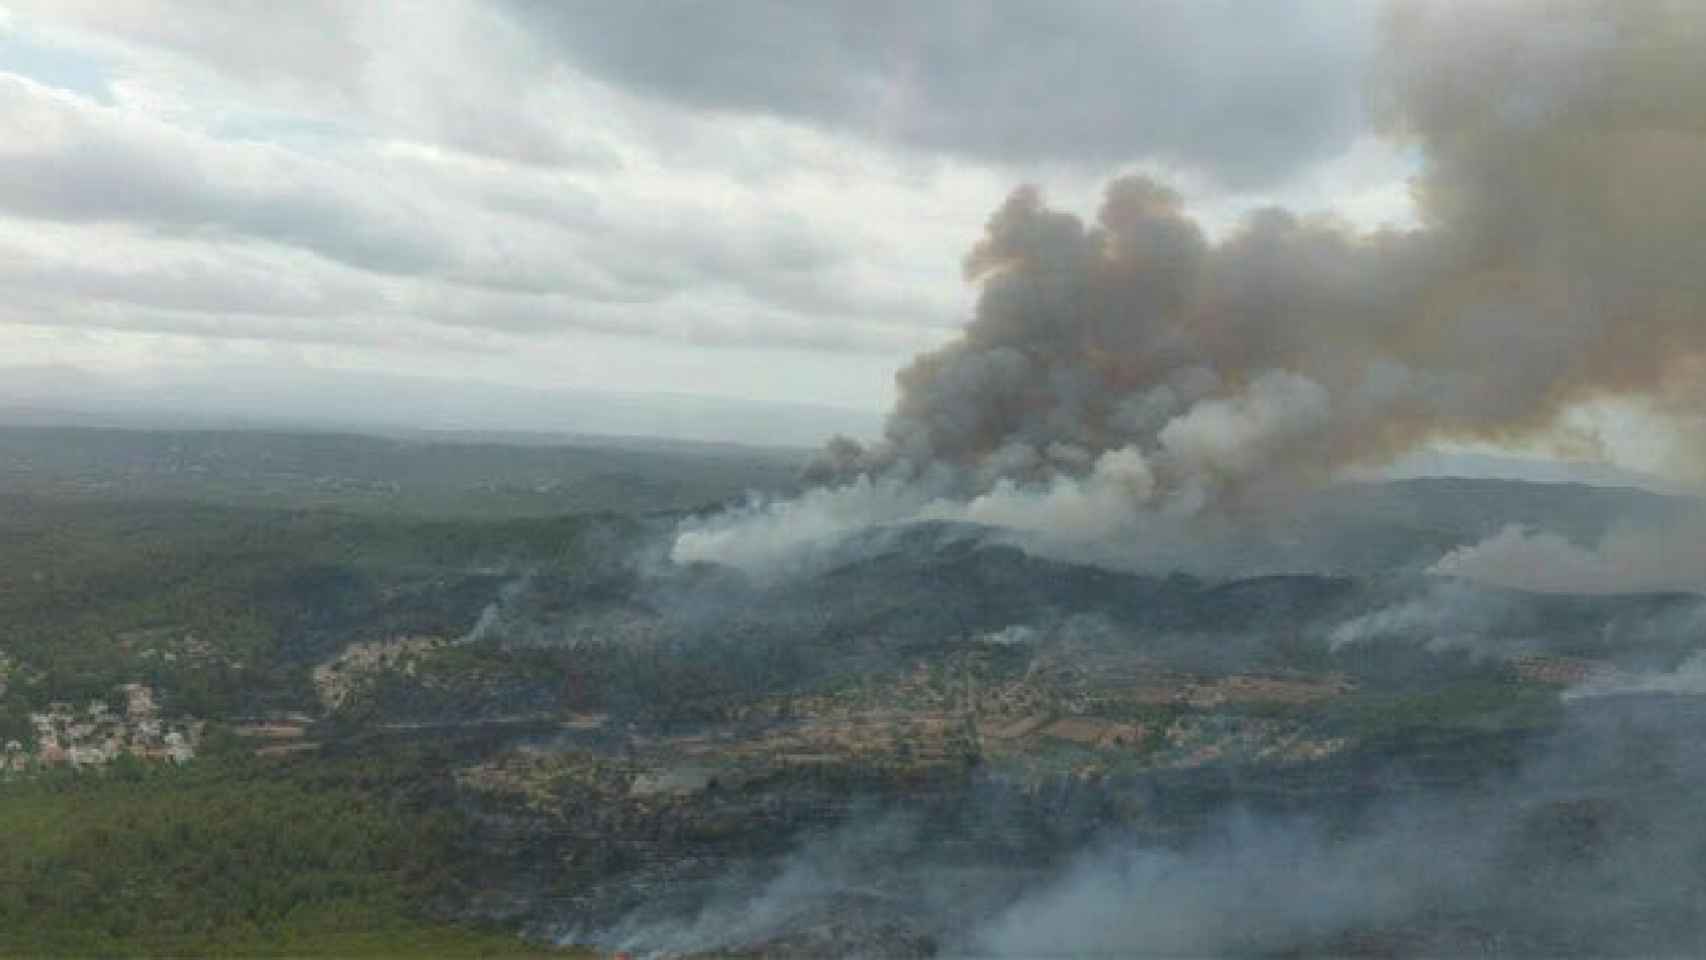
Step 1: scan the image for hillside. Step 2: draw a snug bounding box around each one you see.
[2,427,1705,955]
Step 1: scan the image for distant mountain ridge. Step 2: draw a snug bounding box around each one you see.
[0,364,883,449]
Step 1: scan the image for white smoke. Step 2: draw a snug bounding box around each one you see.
[671,372,1330,580]
[976,624,1039,646]
[925,445,1157,540]
[974,811,1472,957]
[1432,521,1706,595]
[1563,650,1706,701]
[670,474,937,581]
[670,451,1161,583]
[1326,580,1523,655]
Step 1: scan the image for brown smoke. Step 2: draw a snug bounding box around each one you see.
[826,0,1706,512]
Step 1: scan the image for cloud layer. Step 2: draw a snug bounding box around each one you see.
[0,1,1414,419]
[500,0,1376,188]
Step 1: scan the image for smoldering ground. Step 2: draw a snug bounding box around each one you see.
[566,681,1706,958]
[973,691,1706,957]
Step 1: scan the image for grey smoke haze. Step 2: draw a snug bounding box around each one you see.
[1326,580,1528,656]
[582,812,988,957]
[1432,520,1706,596]
[1565,649,1706,700]
[582,688,1706,957]
[974,693,1706,956]
[0,363,878,448]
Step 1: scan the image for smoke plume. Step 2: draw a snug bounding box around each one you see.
[677,0,1706,574]
[1432,521,1706,596]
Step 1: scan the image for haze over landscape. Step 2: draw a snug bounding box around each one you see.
[4,2,1706,957]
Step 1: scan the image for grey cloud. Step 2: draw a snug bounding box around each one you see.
[0,76,445,275]
[0,255,928,355]
[0,2,1404,373]
[498,0,1376,189]
[0,75,949,353]
[0,243,385,318]
[0,6,987,362]
[13,0,372,106]
[469,179,952,331]
[13,0,621,171]
[419,90,625,172]
[0,295,441,351]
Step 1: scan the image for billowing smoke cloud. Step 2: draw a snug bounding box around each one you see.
[676,0,1706,575]
[672,445,1202,583]
[878,0,1706,489]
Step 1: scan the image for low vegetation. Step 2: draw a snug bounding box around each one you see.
[0,749,579,956]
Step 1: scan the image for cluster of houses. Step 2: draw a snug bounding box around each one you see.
[4,682,201,774]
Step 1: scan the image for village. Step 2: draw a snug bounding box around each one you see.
[4,681,202,774]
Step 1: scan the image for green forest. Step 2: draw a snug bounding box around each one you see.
[0,747,580,956]
[0,492,631,736]
[0,429,726,954]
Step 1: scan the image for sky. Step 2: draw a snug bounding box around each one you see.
[0,1,1429,442]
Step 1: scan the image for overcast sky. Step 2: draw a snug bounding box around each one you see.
[0,1,1420,435]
